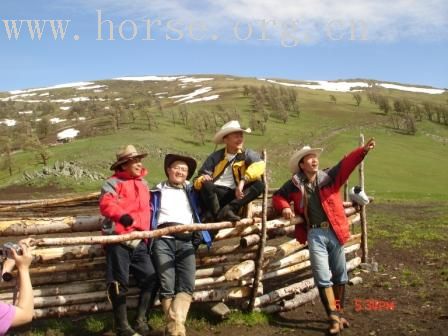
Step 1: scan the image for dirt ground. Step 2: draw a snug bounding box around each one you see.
[4,189,448,336]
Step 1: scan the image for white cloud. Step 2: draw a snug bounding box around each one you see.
[74,0,447,42]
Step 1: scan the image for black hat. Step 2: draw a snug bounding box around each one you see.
[164,154,197,180]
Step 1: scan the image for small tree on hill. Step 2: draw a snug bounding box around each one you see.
[352,93,362,107]
[329,95,337,104]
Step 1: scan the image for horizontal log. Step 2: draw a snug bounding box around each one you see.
[224,260,255,281]
[32,245,105,263]
[0,216,104,235]
[267,225,294,239]
[29,259,105,275]
[0,270,105,290]
[267,249,309,271]
[240,234,260,249]
[0,281,107,301]
[32,218,260,246]
[195,265,232,278]
[281,287,319,311]
[196,243,258,258]
[0,192,100,212]
[196,252,257,267]
[275,239,306,259]
[254,277,315,308]
[263,260,311,281]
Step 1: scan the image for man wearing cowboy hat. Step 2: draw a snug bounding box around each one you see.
[272,139,375,335]
[100,145,157,336]
[194,120,265,223]
[151,154,211,336]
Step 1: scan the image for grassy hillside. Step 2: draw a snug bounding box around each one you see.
[0,75,447,200]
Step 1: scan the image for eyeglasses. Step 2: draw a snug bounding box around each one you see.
[170,166,188,173]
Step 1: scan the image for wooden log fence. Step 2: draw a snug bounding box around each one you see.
[0,143,371,319]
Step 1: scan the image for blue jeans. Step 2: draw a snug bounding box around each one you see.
[307,228,348,288]
[152,237,196,299]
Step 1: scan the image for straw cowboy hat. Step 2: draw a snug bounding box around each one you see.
[289,146,323,174]
[164,154,197,180]
[213,120,251,144]
[110,144,148,170]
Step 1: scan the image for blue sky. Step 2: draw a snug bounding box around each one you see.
[1,0,447,91]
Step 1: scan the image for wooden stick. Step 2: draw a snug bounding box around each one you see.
[359,134,369,263]
[32,218,260,246]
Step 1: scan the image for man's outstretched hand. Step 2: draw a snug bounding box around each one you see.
[364,138,375,153]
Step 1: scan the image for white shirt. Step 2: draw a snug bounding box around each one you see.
[157,184,194,226]
[214,153,237,189]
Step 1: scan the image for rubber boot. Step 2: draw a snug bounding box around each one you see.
[333,284,350,329]
[199,182,221,222]
[216,203,241,222]
[169,293,192,336]
[134,289,153,336]
[162,298,175,336]
[108,284,141,336]
[318,287,341,335]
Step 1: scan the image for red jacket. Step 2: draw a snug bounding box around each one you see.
[272,147,366,245]
[99,169,151,235]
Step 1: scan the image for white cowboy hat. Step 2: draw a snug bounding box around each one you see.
[288,146,323,174]
[110,144,148,170]
[213,120,251,144]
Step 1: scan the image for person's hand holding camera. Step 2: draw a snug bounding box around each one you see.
[12,239,33,272]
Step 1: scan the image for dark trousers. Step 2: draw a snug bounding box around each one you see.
[105,240,157,292]
[199,180,265,214]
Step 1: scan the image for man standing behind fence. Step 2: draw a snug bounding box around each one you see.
[194,120,265,224]
[272,139,375,335]
[151,154,211,336]
[100,144,157,336]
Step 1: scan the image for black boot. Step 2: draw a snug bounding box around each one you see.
[199,181,221,222]
[134,289,153,336]
[216,204,241,222]
[109,284,141,336]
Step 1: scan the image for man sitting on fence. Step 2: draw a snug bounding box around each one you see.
[272,139,375,335]
[100,144,157,336]
[194,120,265,225]
[151,154,211,336]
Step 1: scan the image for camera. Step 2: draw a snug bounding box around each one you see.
[0,242,22,259]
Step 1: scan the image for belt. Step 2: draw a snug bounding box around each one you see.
[310,221,330,229]
[158,222,193,241]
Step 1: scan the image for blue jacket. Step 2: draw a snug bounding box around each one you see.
[150,181,212,247]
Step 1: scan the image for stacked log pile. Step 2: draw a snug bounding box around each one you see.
[0,192,365,319]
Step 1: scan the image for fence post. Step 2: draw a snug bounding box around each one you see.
[248,149,268,311]
[358,134,369,263]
